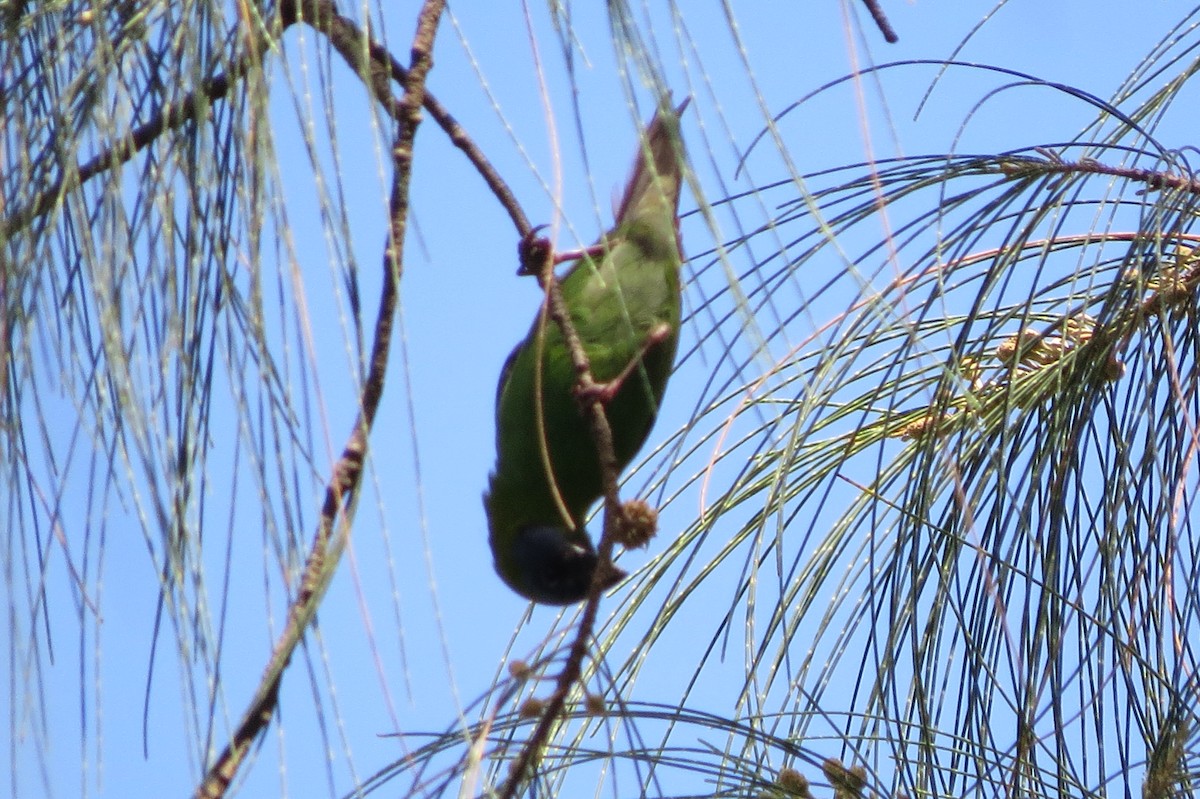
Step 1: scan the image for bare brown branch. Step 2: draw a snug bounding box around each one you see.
[191,0,445,795]
[1,58,251,243]
[3,1,529,246]
[860,0,899,43]
[1003,151,1200,194]
[496,234,630,799]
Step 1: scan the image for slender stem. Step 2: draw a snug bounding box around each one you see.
[191,0,445,795]
[496,243,627,799]
[3,2,531,245]
[860,0,899,43]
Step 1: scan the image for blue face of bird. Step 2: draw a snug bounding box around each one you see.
[508,525,624,605]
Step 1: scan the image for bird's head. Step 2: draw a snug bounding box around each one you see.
[499,525,626,605]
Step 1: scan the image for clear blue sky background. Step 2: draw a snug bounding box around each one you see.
[9,2,1199,797]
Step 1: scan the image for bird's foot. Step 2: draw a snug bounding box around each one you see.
[573,323,673,406]
[573,376,621,406]
[518,226,607,276]
[517,225,553,276]
[555,242,607,265]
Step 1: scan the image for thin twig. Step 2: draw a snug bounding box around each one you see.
[496,240,628,799]
[295,0,530,232]
[2,2,530,245]
[860,0,899,43]
[1004,152,1200,194]
[191,0,445,796]
[0,63,249,243]
[378,54,531,234]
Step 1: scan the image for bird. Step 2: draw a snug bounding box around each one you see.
[484,99,687,605]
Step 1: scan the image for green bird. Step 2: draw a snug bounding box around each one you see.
[485,100,687,605]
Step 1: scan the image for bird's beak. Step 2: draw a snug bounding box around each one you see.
[596,562,628,592]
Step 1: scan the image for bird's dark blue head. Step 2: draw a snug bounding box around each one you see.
[505,525,626,605]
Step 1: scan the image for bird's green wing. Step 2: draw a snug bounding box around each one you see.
[485,99,687,605]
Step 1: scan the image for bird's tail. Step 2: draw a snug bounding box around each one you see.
[614,98,688,228]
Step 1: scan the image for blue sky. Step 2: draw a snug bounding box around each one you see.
[8,2,1200,797]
